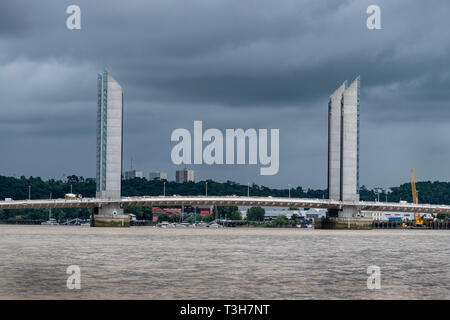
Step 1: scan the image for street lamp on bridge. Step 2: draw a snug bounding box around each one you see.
[374,187,384,202]
[385,188,392,202]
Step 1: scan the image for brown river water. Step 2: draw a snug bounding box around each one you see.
[0,225,449,299]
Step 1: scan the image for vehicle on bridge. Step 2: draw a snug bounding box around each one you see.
[65,193,82,200]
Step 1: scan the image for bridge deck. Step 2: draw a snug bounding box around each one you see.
[0,196,448,214]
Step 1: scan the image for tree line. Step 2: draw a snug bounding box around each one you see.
[1,175,449,221]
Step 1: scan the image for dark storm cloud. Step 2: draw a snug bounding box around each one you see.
[1,0,450,188]
[0,2,34,36]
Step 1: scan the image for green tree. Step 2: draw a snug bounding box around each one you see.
[158,213,169,222]
[217,206,239,219]
[2,175,450,220]
[230,210,242,220]
[272,215,289,227]
[185,213,202,223]
[202,214,215,222]
[247,207,265,221]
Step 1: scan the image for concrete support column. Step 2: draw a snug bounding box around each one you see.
[91,204,129,227]
[326,77,362,223]
[328,81,347,201]
[340,207,358,219]
[92,70,126,227]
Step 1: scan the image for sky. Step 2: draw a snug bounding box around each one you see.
[0,0,449,189]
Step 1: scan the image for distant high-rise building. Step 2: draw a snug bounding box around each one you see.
[149,171,167,180]
[176,168,194,183]
[124,170,143,180]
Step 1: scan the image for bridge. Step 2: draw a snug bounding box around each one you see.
[2,74,447,226]
[1,196,448,214]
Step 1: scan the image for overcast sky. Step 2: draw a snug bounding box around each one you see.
[0,0,449,189]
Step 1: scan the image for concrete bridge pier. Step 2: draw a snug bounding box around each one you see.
[327,206,359,219]
[339,206,359,219]
[90,203,129,227]
[327,208,340,218]
[320,206,365,229]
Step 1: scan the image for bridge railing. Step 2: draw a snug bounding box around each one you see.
[1,195,449,214]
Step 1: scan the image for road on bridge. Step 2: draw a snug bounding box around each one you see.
[0,196,448,214]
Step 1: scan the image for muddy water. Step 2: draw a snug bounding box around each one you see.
[0,225,448,299]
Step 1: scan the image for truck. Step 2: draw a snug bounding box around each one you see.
[65,193,81,200]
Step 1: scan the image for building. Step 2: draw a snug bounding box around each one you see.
[149,171,167,180]
[152,207,182,222]
[176,168,194,183]
[124,170,143,180]
[303,208,327,220]
[198,208,211,217]
[262,209,299,221]
[361,211,386,221]
[239,207,322,220]
[238,207,323,221]
[327,76,360,218]
[183,206,212,216]
[382,211,414,221]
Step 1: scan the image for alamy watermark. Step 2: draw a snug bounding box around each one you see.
[65,5,380,31]
[366,5,381,30]
[66,265,81,290]
[66,5,81,30]
[366,265,381,290]
[171,121,279,175]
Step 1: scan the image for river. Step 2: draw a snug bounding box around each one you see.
[0,225,448,299]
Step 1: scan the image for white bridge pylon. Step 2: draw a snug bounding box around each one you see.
[0,196,448,214]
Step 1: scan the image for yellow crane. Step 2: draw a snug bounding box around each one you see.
[411,168,423,226]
